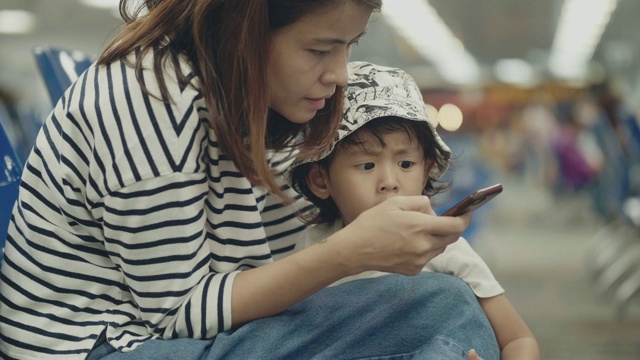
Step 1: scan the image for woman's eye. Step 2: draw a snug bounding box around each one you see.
[310,49,330,57]
[399,161,415,169]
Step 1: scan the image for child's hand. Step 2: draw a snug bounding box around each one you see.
[467,349,483,360]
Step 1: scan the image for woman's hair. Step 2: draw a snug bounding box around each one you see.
[97,0,382,201]
[291,116,451,225]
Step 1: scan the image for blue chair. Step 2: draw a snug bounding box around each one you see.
[32,45,94,106]
[1,46,93,264]
[0,119,23,259]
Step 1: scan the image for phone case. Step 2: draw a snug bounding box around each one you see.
[441,184,503,216]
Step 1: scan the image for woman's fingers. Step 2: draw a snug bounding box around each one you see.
[387,195,434,214]
[342,196,473,275]
[385,196,472,237]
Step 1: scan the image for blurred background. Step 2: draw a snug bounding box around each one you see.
[1,0,640,358]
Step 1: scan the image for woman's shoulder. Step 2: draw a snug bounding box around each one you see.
[117,49,202,105]
[65,48,206,129]
[54,49,210,187]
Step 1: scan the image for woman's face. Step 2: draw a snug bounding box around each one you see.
[267,2,373,124]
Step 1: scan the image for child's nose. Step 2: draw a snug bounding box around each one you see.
[378,168,399,192]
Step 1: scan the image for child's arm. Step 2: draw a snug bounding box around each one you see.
[478,294,541,360]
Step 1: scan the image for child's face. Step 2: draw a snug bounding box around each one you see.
[316,129,432,225]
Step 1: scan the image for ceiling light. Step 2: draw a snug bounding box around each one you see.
[438,104,463,131]
[80,0,147,19]
[549,0,618,80]
[79,0,120,9]
[0,10,36,34]
[425,104,439,127]
[493,58,536,86]
[383,0,480,85]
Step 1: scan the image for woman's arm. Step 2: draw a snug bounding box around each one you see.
[479,295,541,360]
[232,195,471,326]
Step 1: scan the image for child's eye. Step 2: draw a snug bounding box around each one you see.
[359,162,375,170]
[399,161,415,169]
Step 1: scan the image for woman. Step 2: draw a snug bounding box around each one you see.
[0,1,498,359]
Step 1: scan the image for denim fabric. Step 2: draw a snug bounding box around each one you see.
[90,272,499,360]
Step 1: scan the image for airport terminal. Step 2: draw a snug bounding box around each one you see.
[1,1,639,358]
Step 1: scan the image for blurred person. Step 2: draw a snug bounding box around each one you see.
[290,62,540,359]
[519,94,561,189]
[591,80,639,159]
[550,101,601,194]
[573,98,605,176]
[591,80,640,197]
[583,81,637,219]
[0,1,500,359]
[476,125,520,175]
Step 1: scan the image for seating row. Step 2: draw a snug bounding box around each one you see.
[583,103,640,320]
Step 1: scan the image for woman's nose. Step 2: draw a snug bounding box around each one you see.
[321,51,349,86]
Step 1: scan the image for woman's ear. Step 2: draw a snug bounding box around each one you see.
[307,165,331,200]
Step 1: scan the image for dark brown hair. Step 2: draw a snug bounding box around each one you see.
[290,117,451,225]
[97,0,382,201]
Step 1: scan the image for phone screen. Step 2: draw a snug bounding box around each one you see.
[441,184,503,217]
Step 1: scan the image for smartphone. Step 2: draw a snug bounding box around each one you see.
[441,184,503,217]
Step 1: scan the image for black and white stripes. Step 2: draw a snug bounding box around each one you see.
[0,51,308,359]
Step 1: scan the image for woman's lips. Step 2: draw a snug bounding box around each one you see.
[305,97,326,110]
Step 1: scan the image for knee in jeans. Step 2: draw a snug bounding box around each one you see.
[426,272,476,301]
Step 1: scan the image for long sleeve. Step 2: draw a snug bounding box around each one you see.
[0,50,276,359]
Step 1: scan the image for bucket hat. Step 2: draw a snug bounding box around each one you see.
[297,61,451,179]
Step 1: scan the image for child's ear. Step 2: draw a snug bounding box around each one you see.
[423,161,435,187]
[307,165,331,200]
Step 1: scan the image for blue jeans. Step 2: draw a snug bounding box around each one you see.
[89,272,500,360]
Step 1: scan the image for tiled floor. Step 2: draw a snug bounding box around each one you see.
[472,175,640,360]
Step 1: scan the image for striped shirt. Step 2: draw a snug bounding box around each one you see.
[0,50,309,359]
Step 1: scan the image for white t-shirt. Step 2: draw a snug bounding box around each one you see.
[302,219,504,298]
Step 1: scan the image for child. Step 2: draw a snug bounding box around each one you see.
[290,61,540,359]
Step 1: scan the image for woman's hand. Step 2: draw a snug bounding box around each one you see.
[232,195,470,327]
[335,195,472,276]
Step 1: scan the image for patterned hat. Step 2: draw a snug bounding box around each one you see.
[298,61,451,179]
